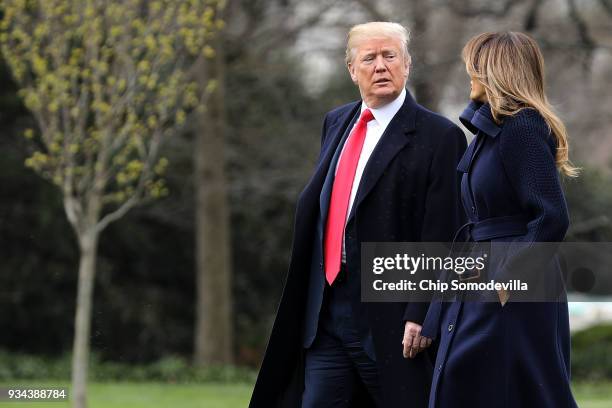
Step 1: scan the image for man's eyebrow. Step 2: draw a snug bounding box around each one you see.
[360,47,399,57]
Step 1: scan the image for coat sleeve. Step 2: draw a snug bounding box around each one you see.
[499,110,569,242]
[493,110,569,286]
[403,124,467,323]
[420,125,468,242]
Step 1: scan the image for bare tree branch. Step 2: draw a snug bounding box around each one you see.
[599,0,612,16]
[95,194,140,234]
[446,0,523,18]
[352,0,390,21]
[524,0,544,31]
[566,0,597,71]
[567,0,596,51]
[238,0,342,55]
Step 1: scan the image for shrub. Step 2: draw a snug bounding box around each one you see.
[571,324,612,380]
[0,350,255,383]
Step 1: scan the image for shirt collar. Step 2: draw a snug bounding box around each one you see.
[361,88,406,129]
[459,100,502,138]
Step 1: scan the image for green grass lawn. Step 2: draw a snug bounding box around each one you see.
[0,381,609,407]
[574,382,612,408]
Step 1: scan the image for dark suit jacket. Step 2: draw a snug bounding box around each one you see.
[249,91,466,408]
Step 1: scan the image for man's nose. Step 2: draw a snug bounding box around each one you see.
[374,55,387,72]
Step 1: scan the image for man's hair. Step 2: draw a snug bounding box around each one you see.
[345,22,411,65]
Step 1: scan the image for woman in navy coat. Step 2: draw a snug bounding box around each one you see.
[423,32,579,407]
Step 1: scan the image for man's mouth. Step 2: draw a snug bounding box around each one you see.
[374,78,390,85]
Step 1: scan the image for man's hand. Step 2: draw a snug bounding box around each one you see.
[498,288,510,306]
[402,321,432,359]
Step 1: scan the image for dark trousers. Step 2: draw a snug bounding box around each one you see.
[302,264,382,408]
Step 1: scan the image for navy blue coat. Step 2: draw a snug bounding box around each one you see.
[425,101,578,408]
[250,91,466,408]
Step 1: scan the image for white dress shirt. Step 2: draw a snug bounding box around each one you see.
[335,88,407,262]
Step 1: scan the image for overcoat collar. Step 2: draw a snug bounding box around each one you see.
[304,89,418,227]
[311,102,361,196]
[318,104,361,228]
[459,101,501,138]
[347,90,418,221]
[297,100,360,221]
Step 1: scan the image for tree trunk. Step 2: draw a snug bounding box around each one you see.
[193,32,233,365]
[406,0,466,111]
[71,229,98,408]
[409,0,439,111]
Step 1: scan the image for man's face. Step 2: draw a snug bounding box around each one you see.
[348,36,409,108]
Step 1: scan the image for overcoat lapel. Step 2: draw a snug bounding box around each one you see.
[456,133,484,174]
[347,93,417,222]
[319,108,362,232]
[300,102,361,208]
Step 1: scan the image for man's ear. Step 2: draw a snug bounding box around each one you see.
[404,53,411,81]
[347,62,358,84]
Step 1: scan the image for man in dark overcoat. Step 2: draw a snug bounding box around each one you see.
[250,21,466,408]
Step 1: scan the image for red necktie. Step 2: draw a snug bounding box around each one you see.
[324,108,374,285]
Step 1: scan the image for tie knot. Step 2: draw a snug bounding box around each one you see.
[360,108,374,124]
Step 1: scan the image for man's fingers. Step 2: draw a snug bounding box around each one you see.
[403,331,418,358]
[403,334,413,358]
[419,335,429,350]
[403,322,425,359]
[406,334,423,358]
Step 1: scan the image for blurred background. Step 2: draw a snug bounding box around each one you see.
[1,0,611,407]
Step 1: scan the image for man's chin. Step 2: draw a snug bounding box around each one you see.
[370,91,398,105]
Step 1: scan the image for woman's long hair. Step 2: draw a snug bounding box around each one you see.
[462,32,579,177]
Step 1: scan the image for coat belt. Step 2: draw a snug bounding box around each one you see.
[455,215,529,242]
[421,214,529,341]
